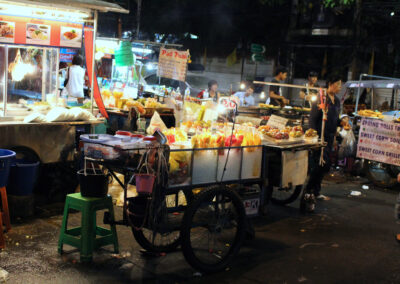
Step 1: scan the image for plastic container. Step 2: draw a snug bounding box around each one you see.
[8,160,40,196]
[0,149,16,187]
[77,168,109,197]
[135,174,156,195]
[81,134,119,159]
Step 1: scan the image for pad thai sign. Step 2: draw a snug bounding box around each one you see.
[0,15,82,48]
[157,47,188,82]
[357,118,400,166]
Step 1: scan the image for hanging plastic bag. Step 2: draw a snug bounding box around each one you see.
[147,111,167,134]
[338,129,356,160]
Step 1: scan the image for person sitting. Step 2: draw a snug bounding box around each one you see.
[197,80,219,102]
[234,83,255,107]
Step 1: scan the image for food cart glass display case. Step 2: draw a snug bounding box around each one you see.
[0,45,59,116]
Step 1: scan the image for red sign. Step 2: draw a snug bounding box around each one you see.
[0,15,83,48]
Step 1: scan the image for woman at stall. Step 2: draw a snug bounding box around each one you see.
[304,75,343,206]
[64,55,85,103]
[197,80,219,102]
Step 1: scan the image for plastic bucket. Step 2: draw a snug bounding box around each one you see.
[135,174,155,195]
[0,149,16,187]
[127,196,150,228]
[8,160,40,196]
[77,169,109,198]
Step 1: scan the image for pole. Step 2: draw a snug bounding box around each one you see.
[90,10,98,116]
[136,0,142,39]
[3,46,8,117]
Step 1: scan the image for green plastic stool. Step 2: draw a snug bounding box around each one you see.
[58,193,119,262]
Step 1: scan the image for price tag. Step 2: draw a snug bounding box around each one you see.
[267,114,288,130]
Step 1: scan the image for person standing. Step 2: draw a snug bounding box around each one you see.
[197,80,219,102]
[268,66,289,107]
[64,55,85,103]
[299,71,320,107]
[304,75,342,204]
[234,83,256,107]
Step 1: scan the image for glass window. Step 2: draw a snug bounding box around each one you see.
[7,47,43,103]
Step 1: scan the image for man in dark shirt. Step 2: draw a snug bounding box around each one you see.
[305,75,342,204]
[269,66,289,106]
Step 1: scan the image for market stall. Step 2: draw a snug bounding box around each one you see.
[340,74,400,187]
[0,0,128,202]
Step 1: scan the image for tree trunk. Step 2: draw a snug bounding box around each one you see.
[351,0,362,80]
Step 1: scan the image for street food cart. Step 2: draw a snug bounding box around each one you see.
[0,0,128,198]
[339,74,400,187]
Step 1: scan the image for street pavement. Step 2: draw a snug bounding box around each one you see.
[1,173,400,283]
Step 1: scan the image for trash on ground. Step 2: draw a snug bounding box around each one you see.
[0,268,9,283]
[298,276,307,282]
[350,191,362,196]
[299,242,325,249]
[362,185,369,190]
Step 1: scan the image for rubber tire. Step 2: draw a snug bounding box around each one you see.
[180,186,247,273]
[270,185,302,205]
[132,189,193,253]
[365,162,397,188]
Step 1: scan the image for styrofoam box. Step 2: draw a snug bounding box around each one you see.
[241,146,262,179]
[192,149,218,184]
[217,149,241,182]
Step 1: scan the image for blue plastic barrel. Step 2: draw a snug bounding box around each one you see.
[8,160,40,196]
[0,149,16,187]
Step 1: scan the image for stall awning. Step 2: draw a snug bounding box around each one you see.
[343,80,400,90]
[0,0,129,14]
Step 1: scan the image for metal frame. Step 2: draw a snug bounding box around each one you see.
[354,73,400,114]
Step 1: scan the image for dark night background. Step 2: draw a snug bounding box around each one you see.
[98,0,400,80]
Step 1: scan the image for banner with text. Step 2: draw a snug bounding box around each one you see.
[157,48,188,82]
[357,118,400,166]
[0,15,83,48]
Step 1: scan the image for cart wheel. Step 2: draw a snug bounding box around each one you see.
[269,184,302,205]
[180,186,246,273]
[132,189,193,253]
[365,161,397,188]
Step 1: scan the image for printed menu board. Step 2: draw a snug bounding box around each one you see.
[157,47,189,82]
[0,15,83,48]
[357,118,400,166]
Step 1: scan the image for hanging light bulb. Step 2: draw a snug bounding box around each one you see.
[10,49,26,81]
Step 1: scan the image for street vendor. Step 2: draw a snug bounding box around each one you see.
[62,55,85,103]
[268,66,289,107]
[304,75,342,203]
[299,71,320,107]
[197,80,219,102]
[234,83,255,107]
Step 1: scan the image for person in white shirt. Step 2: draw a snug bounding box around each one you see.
[65,55,85,103]
[234,83,255,107]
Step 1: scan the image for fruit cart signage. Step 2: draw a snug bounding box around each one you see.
[219,96,240,110]
[157,47,189,82]
[267,115,288,130]
[357,118,400,166]
[0,14,83,48]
